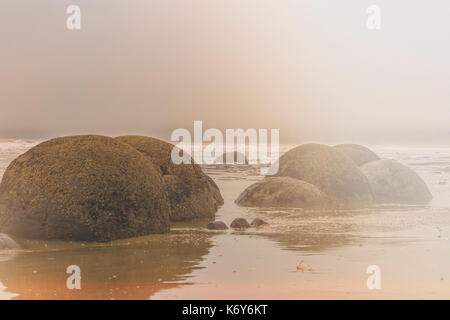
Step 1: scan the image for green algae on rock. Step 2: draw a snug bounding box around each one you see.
[0,135,170,242]
[115,136,223,221]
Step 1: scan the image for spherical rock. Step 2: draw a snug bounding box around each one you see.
[236,177,328,208]
[207,221,228,230]
[334,144,380,166]
[275,144,373,207]
[115,136,223,221]
[230,218,250,229]
[360,159,432,205]
[0,135,170,242]
[250,218,268,227]
[215,151,249,164]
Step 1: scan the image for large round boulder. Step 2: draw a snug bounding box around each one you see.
[115,136,223,221]
[333,144,380,166]
[275,144,373,207]
[360,159,432,205]
[236,177,328,208]
[0,135,170,242]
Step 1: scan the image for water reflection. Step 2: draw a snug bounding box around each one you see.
[0,230,212,299]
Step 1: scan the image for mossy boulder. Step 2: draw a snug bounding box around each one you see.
[236,177,328,208]
[334,144,380,166]
[115,136,223,221]
[0,135,170,242]
[275,144,373,207]
[360,159,432,205]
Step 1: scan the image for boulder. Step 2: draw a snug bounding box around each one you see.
[236,177,328,208]
[207,221,228,230]
[0,233,20,249]
[230,218,250,229]
[0,135,170,242]
[115,136,224,221]
[360,159,432,205]
[275,144,373,207]
[333,144,380,166]
[250,218,268,227]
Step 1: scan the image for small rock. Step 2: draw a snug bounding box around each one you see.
[250,218,268,227]
[207,221,228,230]
[230,218,250,229]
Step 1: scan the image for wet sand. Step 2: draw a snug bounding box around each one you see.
[1,142,450,299]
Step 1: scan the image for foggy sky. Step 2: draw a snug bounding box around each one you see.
[1,0,449,145]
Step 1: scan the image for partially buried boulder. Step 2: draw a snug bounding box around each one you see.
[250,218,267,227]
[334,144,380,166]
[360,159,432,205]
[230,218,250,229]
[116,136,224,221]
[0,135,171,242]
[275,144,373,207]
[235,177,328,208]
[207,221,228,230]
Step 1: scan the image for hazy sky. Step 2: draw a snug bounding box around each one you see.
[1,0,449,144]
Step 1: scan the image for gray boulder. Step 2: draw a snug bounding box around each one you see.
[360,159,432,205]
[334,144,380,166]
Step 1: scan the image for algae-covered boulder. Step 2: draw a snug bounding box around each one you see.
[115,136,223,221]
[275,144,373,207]
[0,135,170,242]
[236,177,328,208]
[360,159,432,205]
[334,144,380,166]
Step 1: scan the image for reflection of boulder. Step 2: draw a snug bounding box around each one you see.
[116,136,224,221]
[215,151,248,164]
[275,144,373,207]
[0,233,20,250]
[334,144,379,166]
[236,177,327,208]
[0,231,212,299]
[0,135,170,242]
[360,159,432,205]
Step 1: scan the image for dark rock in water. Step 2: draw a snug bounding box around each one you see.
[275,144,373,208]
[0,135,171,242]
[230,218,250,229]
[215,151,249,164]
[360,159,432,205]
[0,233,20,249]
[334,144,380,166]
[207,221,228,230]
[250,218,267,227]
[236,177,327,208]
[115,136,223,221]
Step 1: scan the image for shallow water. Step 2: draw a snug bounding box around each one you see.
[1,141,450,299]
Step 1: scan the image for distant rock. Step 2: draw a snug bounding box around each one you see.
[360,159,432,205]
[0,233,20,250]
[230,218,250,229]
[236,177,328,208]
[275,144,373,208]
[334,144,380,166]
[215,151,249,165]
[0,135,170,242]
[250,218,268,227]
[116,136,224,221]
[207,221,228,230]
